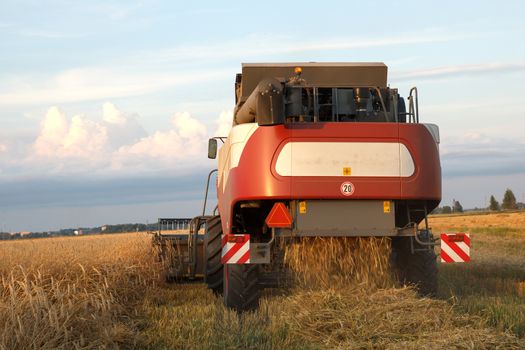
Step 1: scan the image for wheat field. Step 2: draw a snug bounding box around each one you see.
[1,212,525,349]
[0,234,160,349]
[430,211,525,229]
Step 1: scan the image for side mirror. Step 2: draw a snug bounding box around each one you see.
[208,138,218,159]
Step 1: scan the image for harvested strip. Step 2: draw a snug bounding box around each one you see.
[283,237,393,289]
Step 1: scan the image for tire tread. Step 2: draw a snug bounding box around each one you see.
[204,216,224,295]
[391,237,438,296]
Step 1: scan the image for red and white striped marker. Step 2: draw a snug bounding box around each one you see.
[440,233,470,263]
[221,234,250,264]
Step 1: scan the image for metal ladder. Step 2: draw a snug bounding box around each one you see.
[407,87,419,123]
[407,203,438,253]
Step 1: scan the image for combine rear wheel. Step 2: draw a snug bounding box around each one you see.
[391,237,438,296]
[224,264,261,312]
[204,216,223,294]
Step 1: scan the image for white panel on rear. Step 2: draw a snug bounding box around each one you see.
[275,142,415,177]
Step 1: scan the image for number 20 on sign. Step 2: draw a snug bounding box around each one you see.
[340,181,355,196]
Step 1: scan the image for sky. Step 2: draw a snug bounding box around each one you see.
[0,0,524,232]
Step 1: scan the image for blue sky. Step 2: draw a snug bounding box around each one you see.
[0,0,524,231]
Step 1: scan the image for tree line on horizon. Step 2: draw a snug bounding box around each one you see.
[433,188,523,214]
[0,222,161,241]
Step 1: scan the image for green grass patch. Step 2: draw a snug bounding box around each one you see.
[438,226,525,337]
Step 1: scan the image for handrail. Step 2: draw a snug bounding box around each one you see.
[202,169,218,217]
[408,87,419,123]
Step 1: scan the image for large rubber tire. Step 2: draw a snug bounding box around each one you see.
[391,237,438,296]
[204,216,223,295]
[223,264,261,312]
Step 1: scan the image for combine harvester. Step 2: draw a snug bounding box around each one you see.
[154,62,445,311]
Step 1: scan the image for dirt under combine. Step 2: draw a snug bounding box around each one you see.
[153,62,442,311]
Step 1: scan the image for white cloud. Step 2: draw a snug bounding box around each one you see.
[33,107,71,156]
[33,107,107,158]
[103,102,127,125]
[214,110,233,136]
[172,112,207,140]
[33,102,146,161]
[102,102,147,149]
[117,112,207,159]
[119,130,184,157]
[31,103,150,161]
[0,104,227,179]
[64,115,107,157]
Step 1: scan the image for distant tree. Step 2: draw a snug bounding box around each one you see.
[502,189,517,210]
[453,200,463,213]
[442,205,452,214]
[489,195,500,211]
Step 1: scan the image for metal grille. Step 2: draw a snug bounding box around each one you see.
[158,218,192,231]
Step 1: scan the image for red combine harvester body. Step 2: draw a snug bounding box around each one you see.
[217,122,441,236]
[154,62,442,311]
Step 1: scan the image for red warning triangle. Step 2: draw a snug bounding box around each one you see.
[265,202,292,228]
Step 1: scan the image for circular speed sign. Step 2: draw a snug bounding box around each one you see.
[340,181,355,196]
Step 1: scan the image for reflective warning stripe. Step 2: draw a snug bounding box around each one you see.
[221,234,250,264]
[440,233,470,263]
